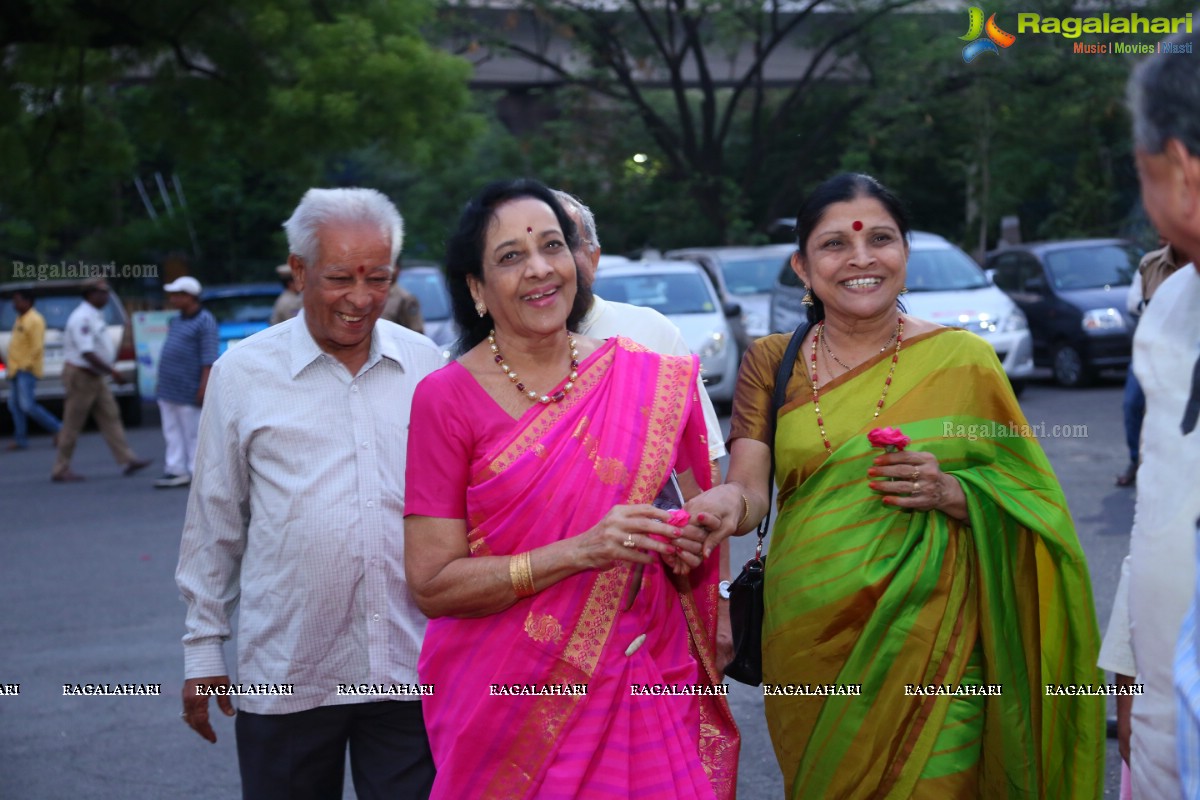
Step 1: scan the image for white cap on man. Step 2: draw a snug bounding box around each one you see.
[163,276,203,296]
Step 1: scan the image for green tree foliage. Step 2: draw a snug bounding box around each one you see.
[835,0,1193,252]
[0,0,477,281]
[440,0,925,245]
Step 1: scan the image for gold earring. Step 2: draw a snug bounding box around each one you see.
[801,289,814,307]
[475,301,487,317]
[899,286,909,295]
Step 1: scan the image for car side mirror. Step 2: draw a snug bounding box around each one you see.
[1024,275,1047,293]
[723,301,742,318]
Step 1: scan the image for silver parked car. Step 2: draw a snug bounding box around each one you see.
[770,231,1035,392]
[397,266,460,359]
[666,244,796,347]
[592,260,739,403]
[0,280,141,425]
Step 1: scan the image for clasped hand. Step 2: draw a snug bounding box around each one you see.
[578,504,707,575]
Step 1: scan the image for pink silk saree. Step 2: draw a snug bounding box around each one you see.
[419,337,739,799]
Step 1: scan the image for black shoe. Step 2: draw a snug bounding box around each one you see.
[154,474,191,488]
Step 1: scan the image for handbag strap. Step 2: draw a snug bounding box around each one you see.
[751,320,812,560]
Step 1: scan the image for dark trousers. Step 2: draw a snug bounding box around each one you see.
[1123,368,1146,464]
[235,701,435,800]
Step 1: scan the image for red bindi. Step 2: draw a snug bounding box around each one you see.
[852,220,863,231]
[357,266,365,275]
[527,227,533,234]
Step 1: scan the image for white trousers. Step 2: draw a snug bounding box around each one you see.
[157,399,202,476]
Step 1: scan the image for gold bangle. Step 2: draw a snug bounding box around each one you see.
[510,552,536,598]
[737,493,751,531]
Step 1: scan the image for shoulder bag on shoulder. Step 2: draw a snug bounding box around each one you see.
[724,321,810,687]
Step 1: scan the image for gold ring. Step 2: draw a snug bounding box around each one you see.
[622,534,636,549]
[912,481,921,496]
[910,468,920,481]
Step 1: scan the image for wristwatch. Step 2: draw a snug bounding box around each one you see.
[718,580,732,600]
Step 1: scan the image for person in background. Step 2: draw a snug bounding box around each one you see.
[177,188,441,799]
[404,178,738,799]
[153,276,218,489]
[5,288,62,450]
[382,259,425,333]
[552,188,734,668]
[1116,236,1181,487]
[51,279,151,482]
[269,262,303,325]
[1118,26,1200,800]
[685,172,1103,797]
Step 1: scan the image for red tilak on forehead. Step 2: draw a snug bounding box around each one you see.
[527,227,533,234]
[357,266,365,275]
[852,220,863,231]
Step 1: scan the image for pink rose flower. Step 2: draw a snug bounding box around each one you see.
[867,427,910,453]
[667,509,691,527]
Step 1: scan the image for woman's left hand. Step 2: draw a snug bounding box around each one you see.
[867,450,969,522]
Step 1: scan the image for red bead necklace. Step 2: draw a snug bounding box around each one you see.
[489,329,579,404]
[810,317,904,456]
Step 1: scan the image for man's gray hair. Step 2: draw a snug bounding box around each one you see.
[1128,24,1200,156]
[283,188,405,266]
[551,189,601,254]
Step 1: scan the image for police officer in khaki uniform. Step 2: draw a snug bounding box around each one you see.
[51,279,151,482]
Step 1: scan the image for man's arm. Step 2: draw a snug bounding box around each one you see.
[402,294,425,334]
[1098,555,1136,764]
[175,360,250,742]
[195,314,219,406]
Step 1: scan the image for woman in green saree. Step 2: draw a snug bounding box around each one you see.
[686,173,1105,798]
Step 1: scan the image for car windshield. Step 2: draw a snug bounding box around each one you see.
[204,294,276,324]
[0,294,124,330]
[905,248,989,292]
[719,255,789,295]
[1043,244,1137,289]
[397,271,451,320]
[593,272,716,315]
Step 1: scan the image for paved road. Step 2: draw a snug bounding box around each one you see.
[0,375,1133,798]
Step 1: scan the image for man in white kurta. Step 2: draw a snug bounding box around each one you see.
[1123,28,1200,798]
[1127,264,1200,797]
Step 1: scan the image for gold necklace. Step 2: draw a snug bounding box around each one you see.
[810,317,904,457]
[821,325,899,373]
[488,329,579,404]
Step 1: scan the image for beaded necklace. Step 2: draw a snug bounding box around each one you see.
[810,317,904,456]
[488,329,579,404]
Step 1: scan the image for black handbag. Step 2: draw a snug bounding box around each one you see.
[724,321,811,686]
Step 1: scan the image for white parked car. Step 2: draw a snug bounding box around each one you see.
[770,231,1035,393]
[592,260,739,404]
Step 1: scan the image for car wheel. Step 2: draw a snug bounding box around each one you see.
[1052,343,1092,388]
[119,396,144,427]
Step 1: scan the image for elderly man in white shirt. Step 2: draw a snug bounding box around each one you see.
[176,188,442,800]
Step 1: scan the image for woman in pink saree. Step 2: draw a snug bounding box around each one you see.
[404,180,739,799]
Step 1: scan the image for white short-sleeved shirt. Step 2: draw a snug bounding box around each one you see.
[579,295,726,461]
[63,301,114,369]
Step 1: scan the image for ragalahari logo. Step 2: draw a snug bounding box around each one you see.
[960,7,1017,62]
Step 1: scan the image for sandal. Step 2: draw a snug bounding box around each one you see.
[1115,463,1137,487]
